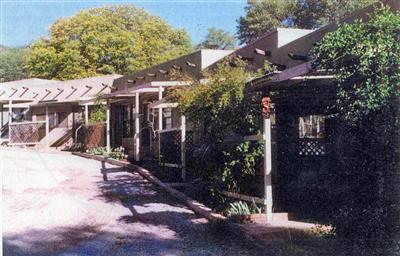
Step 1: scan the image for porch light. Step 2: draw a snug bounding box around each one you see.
[185,61,196,67]
[288,53,308,62]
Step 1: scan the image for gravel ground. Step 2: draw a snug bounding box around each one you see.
[2,148,264,256]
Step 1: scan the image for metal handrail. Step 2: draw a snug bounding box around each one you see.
[74,123,84,142]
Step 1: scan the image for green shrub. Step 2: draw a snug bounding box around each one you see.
[86,146,107,155]
[65,142,86,152]
[226,200,262,217]
[108,146,127,160]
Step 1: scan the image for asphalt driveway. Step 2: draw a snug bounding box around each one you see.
[2,148,262,256]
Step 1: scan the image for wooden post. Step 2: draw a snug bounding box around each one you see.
[45,104,50,148]
[158,86,163,163]
[0,103,3,137]
[8,100,12,125]
[263,115,273,221]
[84,104,89,125]
[180,115,186,181]
[134,92,140,162]
[158,86,163,131]
[106,101,111,154]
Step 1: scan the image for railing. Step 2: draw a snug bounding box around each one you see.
[9,121,46,145]
[1,121,9,138]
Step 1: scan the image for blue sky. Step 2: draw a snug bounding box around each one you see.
[1,0,246,47]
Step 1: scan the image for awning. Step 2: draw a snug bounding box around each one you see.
[149,96,178,109]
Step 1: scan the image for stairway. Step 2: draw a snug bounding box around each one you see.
[39,127,73,149]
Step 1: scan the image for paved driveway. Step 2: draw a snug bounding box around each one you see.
[2,148,262,256]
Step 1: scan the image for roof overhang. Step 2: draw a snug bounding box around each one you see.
[247,61,335,92]
[105,80,191,99]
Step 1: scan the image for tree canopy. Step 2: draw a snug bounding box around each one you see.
[0,47,28,82]
[26,5,193,80]
[237,0,375,44]
[197,27,236,50]
[314,6,400,121]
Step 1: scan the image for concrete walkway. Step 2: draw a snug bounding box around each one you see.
[2,148,263,256]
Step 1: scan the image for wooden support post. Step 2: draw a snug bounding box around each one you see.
[45,104,50,148]
[263,115,273,221]
[134,92,140,162]
[0,103,3,137]
[158,86,163,131]
[158,86,163,163]
[106,102,111,154]
[8,100,12,125]
[180,115,186,181]
[84,104,89,125]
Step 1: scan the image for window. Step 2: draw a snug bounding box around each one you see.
[299,115,325,139]
[122,104,135,137]
[164,108,172,129]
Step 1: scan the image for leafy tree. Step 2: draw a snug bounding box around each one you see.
[26,5,192,80]
[314,7,400,254]
[314,6,399,121]
[197,27,236,50]
[0,47,28,82]
[237,0,375,44]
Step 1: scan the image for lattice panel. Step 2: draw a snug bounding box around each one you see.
[185,131,194,151]
[297,139,327,156]
[9,122,44,144]
[160,130,181,164]
[77,123,106,148]
[151,133,160,159]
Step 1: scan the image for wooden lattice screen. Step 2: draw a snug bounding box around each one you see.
[9,122,45,144]
[160,129,181,165]
[159,129,194,166]
[77,123,106,148]
[297,139,327,156]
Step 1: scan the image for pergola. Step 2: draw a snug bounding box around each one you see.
[0,75,121,147]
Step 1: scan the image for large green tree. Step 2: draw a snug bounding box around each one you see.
[0,47,28,82]
[197,27,236,50]
[26,5,192,80]
[313,7,400,254]
[237,0,375,44]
